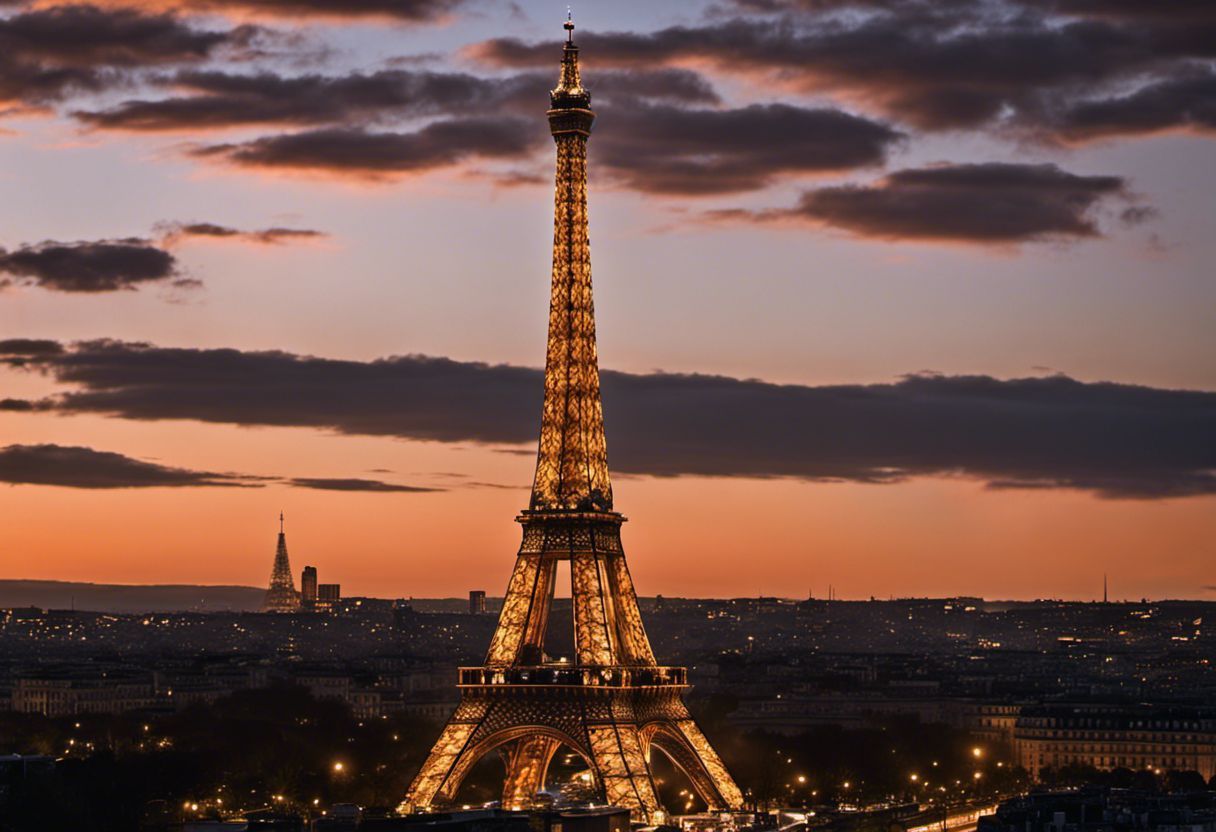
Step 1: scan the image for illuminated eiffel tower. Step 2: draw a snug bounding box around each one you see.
[262,512,299,612]
[401,18,743,823]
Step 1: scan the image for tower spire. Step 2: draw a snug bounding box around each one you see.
[531,13,604,511]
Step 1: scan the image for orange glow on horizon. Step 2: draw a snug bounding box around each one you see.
[0,407,1212,601]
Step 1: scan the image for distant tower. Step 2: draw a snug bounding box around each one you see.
[1103,573,1108,604]
[469,590,487,615]
[263,512,300,612]
[301,565,318,610]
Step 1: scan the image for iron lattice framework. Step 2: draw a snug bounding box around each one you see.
[262,513,300,613]
[401,20,743,823]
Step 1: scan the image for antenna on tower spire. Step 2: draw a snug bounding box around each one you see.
[280,511,284,534]
[565,7,574,42]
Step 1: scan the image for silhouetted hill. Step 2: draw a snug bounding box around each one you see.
[0,580,264,613]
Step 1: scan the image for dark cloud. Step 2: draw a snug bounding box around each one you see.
[0,239,180,293]
[1023,0,1216,25]
[593,103,902,195]
[85,0,464,22]
[0,58,110,106]
[7,340,1215,499]
[1045,71,1216,142]
[0,338,64,356]
[74,67,718,132]
[5,340,539,440]
[0,5,259,105]
[0,5,243,67]
[223,0,460,16]
[126,66,890,191]
[288,477,441,493]
[464,481,523,490]
[0,443,261,488]
[192,120,544,177]
[1119,205,1158,226]
[75,68,514,131]
[592,68,722,107]
[470,7,1211,133]
[158,221,326,245]
[719,0,982,14]
[742,163,1137,243]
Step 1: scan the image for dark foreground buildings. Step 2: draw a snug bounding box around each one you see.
[0,595,1214,829]
[980,788,1216,832]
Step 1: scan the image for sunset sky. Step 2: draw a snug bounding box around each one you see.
[0,0,1213,601]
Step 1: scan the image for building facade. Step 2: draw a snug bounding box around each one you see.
[301,566,318,609]
[1014,703,1216,778]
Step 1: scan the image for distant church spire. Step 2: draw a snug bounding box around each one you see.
[263,513,299,612]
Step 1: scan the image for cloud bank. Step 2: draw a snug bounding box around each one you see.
[0,439,439,493]
[0,5,259,105]
[157,221,326,245]
[0,239,180,293]
[724,163,1142,243]
[72,0,466,22]
[3,340,1213,499]
[469,0,1216,141]
[0,443,259,488]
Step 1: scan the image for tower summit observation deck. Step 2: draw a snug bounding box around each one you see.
[400,18,743,822]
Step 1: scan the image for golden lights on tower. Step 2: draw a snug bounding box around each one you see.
[399,17,743,823]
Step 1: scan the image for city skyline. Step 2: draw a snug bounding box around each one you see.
[0,0,1213,601]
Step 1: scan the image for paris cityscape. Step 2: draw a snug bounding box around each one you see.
[0,0,1214,831]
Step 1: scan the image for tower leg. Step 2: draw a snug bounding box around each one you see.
[400,721,478,813]
[572,552,618,666]
[605,553,656,664]
[648,721,744,810]
[501,735,561,809]
[587,724,663,822]
[485,555,556,666]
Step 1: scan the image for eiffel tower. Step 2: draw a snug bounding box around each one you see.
[400,18,743,823]
[262,512,299,612]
